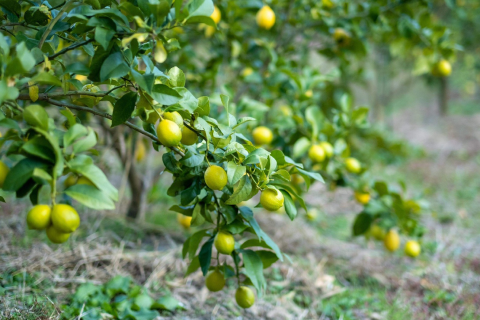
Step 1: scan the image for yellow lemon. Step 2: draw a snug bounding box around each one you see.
[77,176,95,187]
[319,141,334,158]
[235,286,255,309]
[177,214,192,229]
[241,67,254,77]
[74,74,88,82]
[205,269,225,292]
[252,126,273,145]
[156,119,182,147]
[354,192,370,205]
[306,209,318,221]
[256,5,275,30]
[204,165,228,190]
[214,231,235,255]
[51,204,80,233]
[26,205,51,230]
[404,240,421,258]
[345,157,361,173]
[260,188,284,211]
[304,89,313,98]
[211,5,221,24]
[0,160,10,188]
[181,126,198,145]
[46,225,71,244]
[432,59,452,77]
[135,141,147,162]
[333,28,351,47]
[64,174,77,188]
[308,145,325,163]
[384,229,400,252]
[370,224,386,241]
[163,111,183,128]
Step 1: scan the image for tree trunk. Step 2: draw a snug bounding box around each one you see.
[439,77,448,116]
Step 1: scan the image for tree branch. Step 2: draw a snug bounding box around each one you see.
[35,39,94,66]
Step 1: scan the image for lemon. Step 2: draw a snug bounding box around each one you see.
[181,126,198,145]
[214,231,235,255]
[163,111,183,128]
[204,165,228,190]
[306,209,318,221]
[211,5,221,24]
[135,141,147,161]
[432,59,451,77]
[308,145,325,163]
[370,224,386,241]
[404,240,421,258]
[156,119,182,147]
[0,160,10,188]
[51,204,80,233]
[26,205,51,230]
[74,74,88,82]
[256,5,275,30]
[333,28,351,47]
[322,0,334,9]
[205,269,226,292]
[260,188,284,211]
[252,126,273,145]
[64,174,77,188]
[291,174,304,185]
[177,214,192,229]
[304,89,313,98]
[319,141,334,158]
[235,286,255,309]
[384,229,400,252]
[241,67,254,77]
[77,176,95,187]
[46,225,71,244]
[354,192,370,205]
[345,157,361,173]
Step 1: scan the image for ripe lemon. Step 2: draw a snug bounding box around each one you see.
[432,59,452,77]
[304,89,313,98]
[0,160,10,188]
[252,126,273,145]
[163,111,183,128]
[214,231,235,255]
[260,188,284,211]
[204,165,228,190]
[235,286,255,309]
[404,240,421,257]
[319,141,334,158]
[77,176,95,187]
[241,67,254,77]
[177,214,192,229]
[64,174,77,188]
[369,224,386,241]
[211,5,221,24]
[156,119,182,147]
[46,225,71,244]
[51,204,80,233]
[354,192,370,205]
[26,205,51,230]
[333,28,351,47]
[306,209,318,221]
[345,157,361,173]
[256,5,275,30]
[205,269,225,292]
[384,229,400,252]
[308,145,325,163]
[181,126,198,145]
[135,141,146,162]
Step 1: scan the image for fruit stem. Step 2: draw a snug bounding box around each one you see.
[51,178,57,206]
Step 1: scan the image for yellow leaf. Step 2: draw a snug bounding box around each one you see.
[28,82,39,102]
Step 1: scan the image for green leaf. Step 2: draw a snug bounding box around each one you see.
[182,229,209,259]
[23,105,49,131]
[112,92,137,127]
[151,296,184,312]
[72,128,97,153]
[106,275,131,297]
[21,136,55,163]
[280,190,297,221]
[64,124,88,147]
[3,158,48,192]
[0,0,21,16]
[31,72,63,87]
[185,256,200,276]
[5,42,35,77]
[95,26,116,51]
[241,250,265,293]
[225,175,252,205]
[65,184,115,210]
[226,161,246,186]
[168,67,185,87]
[292,137,310,159]
[151,84,182,105]
[296,167,324,183]
[199,236,214,276]
[194,96,210,116]
[180,149,204,167]
[100,52,130,81]
[233,117,256,129]
[256,250,279,269]
[352,212,373,236]
[187,0,214,18]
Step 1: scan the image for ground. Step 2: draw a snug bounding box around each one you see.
[1,101,480,319]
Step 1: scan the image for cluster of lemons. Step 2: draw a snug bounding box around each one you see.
[156,111,198,147]
[26,204,80,243]
[369,226,421,258]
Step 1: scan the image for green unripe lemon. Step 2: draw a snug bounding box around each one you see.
[235,286,255,309]
[181,126,198,145]
[308,145,325,163]
[319,141,334,158]
[345,157,361,173]
[156,119,182,147]
[260,188,284,211]
[0,160,9,188]
[26,205,51,230]
[46,225,71,244]
[51,204,80,233]
[214,231,235,255]
[205,270,226,292]
[204,165,227,190]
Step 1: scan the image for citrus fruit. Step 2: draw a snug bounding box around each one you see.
[235,286,255,309]
[256,5,275,30]
[181,126,198,145]
[354,191,370,205]
[404,240,421,257]
[260,188,284,211]
[333,28,351,47]
[308,145,325,163]
[319,141,334,158]
[241,67,254,77]
[384,229,400,252]
[369,224,386,241]
[432,59,451,77]
[0,160,10,188]
[252,126,273,145]
[304,89,313,98]
[51,204,80,233]
[205,269,226,292]
[163,111,183,128]
[345,157,361,173]
[135,141,146,162]
[211,5,221,24]
[204,165,228,190]
[214,231,235,255]
[64,174,77,188]
[156,119,182,147]
[77,176,95,187]
[23,104,49,131]
[306,209,318,221]
[322,0,334,9]
[46,225,71,244]
[291,174,304,185]
[177,214,192,229]
[26,205,51,230]
[74,74,88,82]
